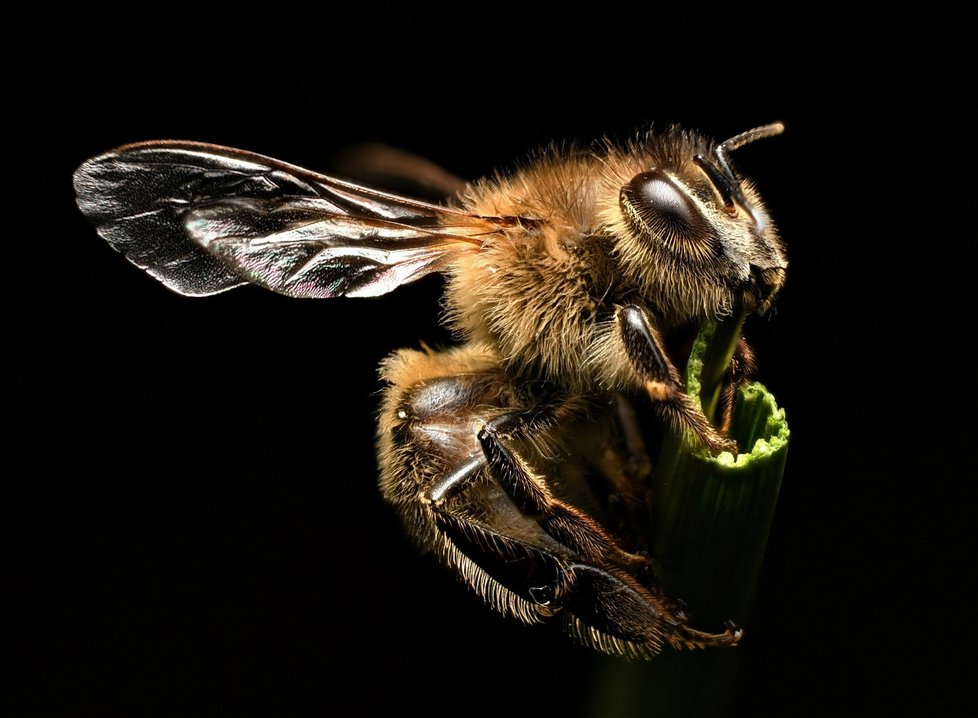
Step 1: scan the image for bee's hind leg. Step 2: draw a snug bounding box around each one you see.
[378,346,738,656]
[469,410,740,654]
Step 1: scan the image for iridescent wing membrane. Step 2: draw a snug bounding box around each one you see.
[73,141,513,298]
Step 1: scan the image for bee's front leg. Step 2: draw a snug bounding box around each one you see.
[718,337,756,435]
[615,304,737,454]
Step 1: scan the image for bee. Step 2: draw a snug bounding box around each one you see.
[74,122,786,659]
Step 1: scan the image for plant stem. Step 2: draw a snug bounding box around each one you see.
[589,318,789,717]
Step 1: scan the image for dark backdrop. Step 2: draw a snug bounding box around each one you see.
[13,10,970,717]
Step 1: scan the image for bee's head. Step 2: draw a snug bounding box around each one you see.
[610,123,786,324]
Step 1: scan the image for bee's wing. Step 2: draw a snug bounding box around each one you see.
[74,141,519,298]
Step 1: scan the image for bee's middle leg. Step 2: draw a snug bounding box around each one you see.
[469,410,645,571]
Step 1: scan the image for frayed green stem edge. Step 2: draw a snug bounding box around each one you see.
[652,320,789,625]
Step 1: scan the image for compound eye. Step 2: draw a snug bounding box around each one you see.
[621,170,705,239]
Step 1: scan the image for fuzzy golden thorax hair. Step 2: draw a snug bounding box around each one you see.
[442,128,785,394]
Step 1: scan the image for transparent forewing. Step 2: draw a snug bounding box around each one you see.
[73,142,508,298]
[185,195,474,298]
[73,143,256,295]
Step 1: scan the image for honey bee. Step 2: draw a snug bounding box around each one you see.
[74,122,786,659]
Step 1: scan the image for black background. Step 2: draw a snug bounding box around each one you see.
[13,10,971,717]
